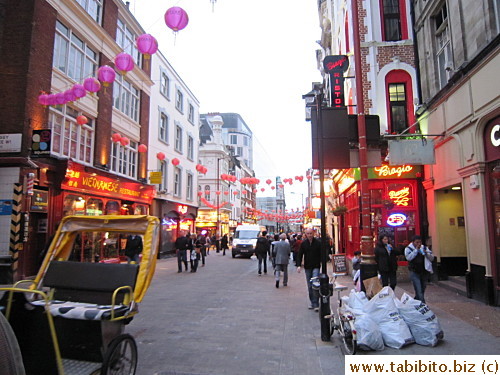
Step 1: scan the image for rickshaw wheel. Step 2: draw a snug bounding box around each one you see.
[100,334,138,375]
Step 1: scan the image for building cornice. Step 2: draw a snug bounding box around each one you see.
[457,162,487,178]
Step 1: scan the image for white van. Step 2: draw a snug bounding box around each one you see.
[232,224,262,258]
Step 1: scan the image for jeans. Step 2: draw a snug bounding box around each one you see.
[304,268,320,308]
[380,271,397,290]
[200,246,206,265]
[257,253,267,273]
[275,264,288,285]
[190,258,199,272]
[409,271,428,303]
[126,254,140,264]
[177,250,188,271]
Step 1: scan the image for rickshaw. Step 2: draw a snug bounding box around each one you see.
[0,215,160,375]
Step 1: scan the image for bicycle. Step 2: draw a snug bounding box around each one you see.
[312,274,357,354]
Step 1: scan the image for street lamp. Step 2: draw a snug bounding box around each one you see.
[303,85,331,342]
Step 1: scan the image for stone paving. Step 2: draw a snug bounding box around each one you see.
[127,252,500,375]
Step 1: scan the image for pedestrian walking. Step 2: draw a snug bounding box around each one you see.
[292,234,302,263]
[175,231,190,273]
[124,234,143,264]
[374,234,400,290]
[255,231,270,275]
[273,233,291,288]
[296,228,321,311]
[404,235,434,303]
[221,234,229,256]
[270,234,280,270]
[197,233,208,266]
[190,234,200,272]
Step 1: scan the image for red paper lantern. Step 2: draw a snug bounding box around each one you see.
[233,191,238,195]
[205,190,210,195]
[271,186,275,190]
[266,179,272,185]
[138,144,148,153]
[172,158,180,166]
[197,191,203,197]
[76,115,88,125]
[112,133,122,143]
[253,189,257,193]
[202,167,208,174]
[157,152,166,161]
[223,191,229,196]
[196,164,203,172]
[279,184,284,189]
[261,188,265,192]
[216,191,221,195]
[120,137,130,146]
[306,175,312,180]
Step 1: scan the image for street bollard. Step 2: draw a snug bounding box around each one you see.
[319,273,331,342]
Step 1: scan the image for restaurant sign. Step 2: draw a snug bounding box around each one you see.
[62,161,156,204]
[353,165,421,180]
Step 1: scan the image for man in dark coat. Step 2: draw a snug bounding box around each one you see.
[296,228,322,310]
[374,234,399,290]
[125,234,143,264]
[255,231,271,275]
[175,231,190,272]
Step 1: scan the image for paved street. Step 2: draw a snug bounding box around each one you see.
[127,252,500,375]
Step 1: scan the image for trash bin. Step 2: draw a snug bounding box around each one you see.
[0,255,13,284]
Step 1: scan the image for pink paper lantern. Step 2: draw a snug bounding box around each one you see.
[97,65,116,87]
[55,92,66,105]
[165,7,189,32]
[83,78,101,93]
[157,152,166,161]
[64,89,76,103]
[138,144,148,153]
[38,93,49,106]
[72,84,86,99]
[46,94,57,106]
[171,158,180,166]
[112,133,122,143]
[120,137,130,146]
[136,34,158,58]
[114,52,135,74]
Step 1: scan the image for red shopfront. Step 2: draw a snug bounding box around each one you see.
[57,160,156,262]
[338,164,422,257]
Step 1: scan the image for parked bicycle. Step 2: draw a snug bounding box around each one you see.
[311,274,357,354]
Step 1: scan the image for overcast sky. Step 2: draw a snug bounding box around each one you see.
[129,0,321,210]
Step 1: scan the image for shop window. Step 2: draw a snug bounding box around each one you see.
[105,200,120,215]
[134,205,147,215]
[370,189,383,205]
[387,183,413,207]
[86,198,103,216]
[63,194,86,216]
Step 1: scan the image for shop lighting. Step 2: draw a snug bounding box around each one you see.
[451,186,461,190]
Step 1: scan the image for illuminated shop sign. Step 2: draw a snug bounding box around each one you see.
[177,205,188,215]
[353,165,421,180]
[62,161,155,205]
[323,55,349,108]
[491,124,500,147]
[388,187,410,206]
[387,213,407,226]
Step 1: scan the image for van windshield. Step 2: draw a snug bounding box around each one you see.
[234,230,260,239]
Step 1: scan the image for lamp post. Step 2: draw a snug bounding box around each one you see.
[303,85,331,342]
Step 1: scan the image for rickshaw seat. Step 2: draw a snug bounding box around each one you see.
[34,261,140,320]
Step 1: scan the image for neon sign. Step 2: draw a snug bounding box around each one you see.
[177,205,188,215]
[387,213,407,227]
[374,165,413,177]
[388,187,410,206]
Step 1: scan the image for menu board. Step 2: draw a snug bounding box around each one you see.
[333,254,347,275]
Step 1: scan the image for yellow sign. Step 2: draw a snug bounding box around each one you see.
[149,171,162,184]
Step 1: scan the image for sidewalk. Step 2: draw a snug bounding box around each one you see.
[125,253,499,374]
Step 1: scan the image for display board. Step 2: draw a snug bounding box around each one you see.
[333,254,347,275]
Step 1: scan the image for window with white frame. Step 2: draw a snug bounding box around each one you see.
[159,112,168,143]
[435,3,452,89]
[243,136,248,146]
[186,173,193,200]
[174,167,182,196]
[175,125,183,152]
[237,147,243,156]
[159,161,168,192]
[110,139,138,179]
[187,136,194,160]
[53,21,97,82]
[75,0,102,24]
[188,103,195,124]
[175,89,184,112]
[160,72,170,98]
[230,134,237,144]
[116,18,141,66]
[113,74,140,122]
[49,106,94,164]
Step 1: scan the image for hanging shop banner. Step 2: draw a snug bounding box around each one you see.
[31,130,52,156]
[62,161,156,205]
[30,189,49,213]
[388,139,436,165]
[323,55,349,108]
[149,171,162,184]
[352,165,421,180]
[333,254,348,275]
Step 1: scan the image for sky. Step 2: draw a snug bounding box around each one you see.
[129,0,322,210]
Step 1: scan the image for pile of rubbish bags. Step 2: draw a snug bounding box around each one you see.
[343,286,444,351]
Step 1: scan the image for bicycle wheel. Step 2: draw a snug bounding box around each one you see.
[341,319,357,355]
[101,334,138,375]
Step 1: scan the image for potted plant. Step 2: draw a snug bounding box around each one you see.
[332,205,348,216]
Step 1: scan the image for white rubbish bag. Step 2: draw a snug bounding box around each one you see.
[363,287,415,349]
[354,313,385,351]
[347,289,368,314]
[397,293,444,347]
